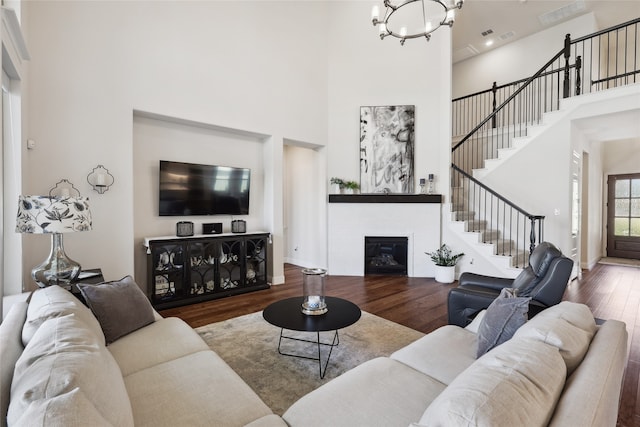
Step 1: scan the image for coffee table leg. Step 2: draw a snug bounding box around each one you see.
[277,328,341,379]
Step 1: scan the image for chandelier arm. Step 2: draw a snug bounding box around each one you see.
[372,0,461,44]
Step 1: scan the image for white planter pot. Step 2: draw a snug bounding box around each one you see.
[331,184,342,194]
[434,265,455,283]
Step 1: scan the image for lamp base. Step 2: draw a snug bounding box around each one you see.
[32,233,81,287]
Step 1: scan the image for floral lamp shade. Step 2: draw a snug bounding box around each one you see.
[15,195,92,234]
[15,195,92,287]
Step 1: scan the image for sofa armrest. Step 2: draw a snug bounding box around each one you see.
[458,272,514,291]
[447,287,500,327]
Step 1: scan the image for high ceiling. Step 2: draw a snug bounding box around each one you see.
[452,0,640,62]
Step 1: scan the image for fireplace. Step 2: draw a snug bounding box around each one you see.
[364,236,408,275]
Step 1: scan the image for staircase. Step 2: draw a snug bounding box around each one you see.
[449,18,640,276]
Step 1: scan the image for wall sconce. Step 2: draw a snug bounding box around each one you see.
[49,179,80,198]
[87,165,114,194]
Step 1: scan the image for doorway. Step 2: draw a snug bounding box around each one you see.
[607,173,640,259]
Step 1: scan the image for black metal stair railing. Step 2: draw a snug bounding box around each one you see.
[451,165,544,268]
[450,18,639,265]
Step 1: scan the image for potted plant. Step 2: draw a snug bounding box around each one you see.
[330,177,344,194]
[343,180,360,194]
[426,244,464,283]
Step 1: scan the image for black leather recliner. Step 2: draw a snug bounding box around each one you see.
[447,241,573,327]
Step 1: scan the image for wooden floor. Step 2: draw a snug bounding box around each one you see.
[160,262,640,427]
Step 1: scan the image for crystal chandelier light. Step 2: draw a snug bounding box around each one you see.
[372,0,464,45]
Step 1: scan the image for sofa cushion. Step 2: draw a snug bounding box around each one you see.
[283,357,446,427]
[419,338,566,427]
[0,301,28,427]
[9,388,113,427]
[514,301,596,374]
[22,285,104,346]
[476,287,529,357]
[108,317,209,376]
[391,325,477,385]
[8,314,134,427]
[79,275,155,344]
[123,350,274,427]
[549,319,628,427]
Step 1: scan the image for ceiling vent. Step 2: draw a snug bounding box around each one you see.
[481,29,494,37]
[499,31,516,41]
[538,0,585,26]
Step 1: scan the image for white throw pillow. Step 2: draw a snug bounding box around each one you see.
[419,338,566,427]
[22,285,105,346]
[9,314,134,427]
[514,301,596,374]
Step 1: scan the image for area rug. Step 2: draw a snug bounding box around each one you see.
[195,311,424,415]
[598,257,640,268]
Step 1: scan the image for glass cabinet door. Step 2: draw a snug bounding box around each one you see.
[151,243,185,302]
[245,236,267,286]
[218,238,243,289]
[188,240,219,295]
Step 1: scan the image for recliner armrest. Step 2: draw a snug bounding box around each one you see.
[458,272,514,291]
[447,287,502,327]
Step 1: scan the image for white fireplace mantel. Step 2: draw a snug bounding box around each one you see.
[327,195,442,277]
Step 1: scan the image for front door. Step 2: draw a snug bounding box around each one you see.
[607,173,640,259]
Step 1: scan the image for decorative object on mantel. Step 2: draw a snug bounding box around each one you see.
[371,0,463,45]
[419,178,426,194]
[330,177,345,194]
[49,179,80,198]
[343,181,360,194]
[426,244,464,284]
[360,105,414,194]
[15,195,92,287]
[427,173,436,194]
[87,165,114,194]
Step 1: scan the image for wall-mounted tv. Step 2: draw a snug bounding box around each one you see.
[159,160,250,216]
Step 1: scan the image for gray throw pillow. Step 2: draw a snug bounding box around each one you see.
[78,276,155,344]
[476,287,530,358]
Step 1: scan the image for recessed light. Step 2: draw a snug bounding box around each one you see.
[485,39,494,46]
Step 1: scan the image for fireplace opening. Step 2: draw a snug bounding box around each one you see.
[364,236,408,275]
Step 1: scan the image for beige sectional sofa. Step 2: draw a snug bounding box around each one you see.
[1,285,628,426]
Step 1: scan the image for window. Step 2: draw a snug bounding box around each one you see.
[614,178,640,237]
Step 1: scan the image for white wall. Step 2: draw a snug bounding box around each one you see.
[478,86,640,259]
[324,1,452,276]
[283,143,326,269]
[453,13,598,99]
[327,1,452,201]
[599,136,640,257]
[21,1,329,291]
[132,114,268,287]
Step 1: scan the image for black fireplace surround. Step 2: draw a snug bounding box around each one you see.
[364,236,408,275]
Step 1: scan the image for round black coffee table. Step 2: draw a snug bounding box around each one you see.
[263,296,361,378]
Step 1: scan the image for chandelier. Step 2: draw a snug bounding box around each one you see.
[372,0,464,45]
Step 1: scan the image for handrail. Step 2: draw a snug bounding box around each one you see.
[452,64,576,103]
[453,47,565,151]
[451,164,538,218]
[450,165,545,262]
[572,17,640,43]
[450,17,639,264]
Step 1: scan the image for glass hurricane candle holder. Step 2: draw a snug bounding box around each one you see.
[301,268,328,315]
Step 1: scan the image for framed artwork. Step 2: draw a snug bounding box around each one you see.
[360,105,415,194]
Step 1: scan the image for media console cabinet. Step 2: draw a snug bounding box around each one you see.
[144,232,270,309]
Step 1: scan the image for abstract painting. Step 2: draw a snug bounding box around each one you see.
[360,105,415,194]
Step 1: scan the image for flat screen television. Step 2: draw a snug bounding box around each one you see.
[159,160,250,216]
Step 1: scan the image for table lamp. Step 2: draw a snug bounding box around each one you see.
[15,195,92,287]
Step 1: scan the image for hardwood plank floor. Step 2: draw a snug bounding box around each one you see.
[160,262,640,426]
